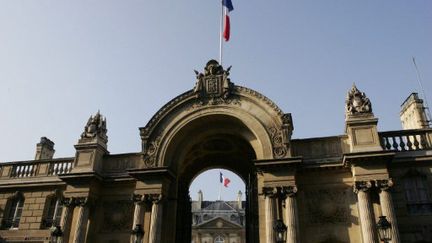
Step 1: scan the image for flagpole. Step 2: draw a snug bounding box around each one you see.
[218,182,222,201]
[219,0,224,65]
[218,172,222,201]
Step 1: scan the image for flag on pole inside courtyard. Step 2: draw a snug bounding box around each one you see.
[222,0,234,41]
[220,172,231,187]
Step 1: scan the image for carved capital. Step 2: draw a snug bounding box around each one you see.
[60,197,75,208]
[353,181,372,193]
[262,187,278,198]
[74,197,89,207]
[280,185,298,198]
[131,193,145,204]
[147,194,163,204]
[375,179,394,191]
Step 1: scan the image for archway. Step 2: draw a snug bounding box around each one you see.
[135,60,293,242]
[164,114,259,243]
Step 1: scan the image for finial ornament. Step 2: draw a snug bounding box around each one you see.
[193,59,233,99]
[81,111,108,141]
[345,83,372,115]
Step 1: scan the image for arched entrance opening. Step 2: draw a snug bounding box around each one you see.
[162,114,259,243]
[189,169,246,243]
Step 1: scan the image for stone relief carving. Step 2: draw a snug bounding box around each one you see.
[345,84,372,115]
[101,200,133,232]
[80,111,108,142]
[305,188,351,225]
[193,59,233,99]
[188,96,241,110]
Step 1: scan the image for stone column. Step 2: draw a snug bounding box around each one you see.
[376,179,400,243]
[59,198,75,243]
[263,187,277,243]
[282,186,299,243]
[73,198,90,243]
[354,181,378,243]
[148,194,163,243]
[131,194,146,243]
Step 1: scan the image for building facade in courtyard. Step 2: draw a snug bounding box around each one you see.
[0,60,432,243]
[191,191,246,243]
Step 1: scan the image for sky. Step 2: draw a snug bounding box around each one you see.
[0,1,431,200]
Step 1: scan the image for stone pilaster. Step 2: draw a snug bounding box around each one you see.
[376,179,400,243]
[354,181,378,243]
[72,198,90,243]
[263,187,277,243]
[148,194,163,243]
[281,186,299,243]
[60,198,75,243]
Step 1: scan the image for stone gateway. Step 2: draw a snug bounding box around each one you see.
[1,60,432,243]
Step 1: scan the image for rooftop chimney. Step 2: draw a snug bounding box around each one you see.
[35,137,55,160]
[400,93,430,129]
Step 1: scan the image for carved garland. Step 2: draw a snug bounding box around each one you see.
[188,95,241,110]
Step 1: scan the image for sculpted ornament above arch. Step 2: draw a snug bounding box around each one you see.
[139,60,294,168]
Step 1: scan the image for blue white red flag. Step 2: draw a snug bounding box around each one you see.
[219,172,231,187]
[222,0,234,41]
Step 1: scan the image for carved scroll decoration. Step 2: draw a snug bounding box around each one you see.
[142,136,161,167]
[269,127,288,159]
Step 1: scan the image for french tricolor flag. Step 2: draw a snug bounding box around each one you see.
[220,172,231,187]
[222,0,234,42]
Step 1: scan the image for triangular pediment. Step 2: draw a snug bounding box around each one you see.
[194,216,243,229]
[202,201,237,211]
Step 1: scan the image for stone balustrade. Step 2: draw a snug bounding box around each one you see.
[0,159,74,179]
[379,129,432,151]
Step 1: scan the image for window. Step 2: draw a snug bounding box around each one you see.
[2,192,24,229]
[403,171,432,215]
[42,195,63,228]
[214,235,224,243]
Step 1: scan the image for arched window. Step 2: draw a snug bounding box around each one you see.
[214,235,224,243]
[1,192,24,229]
[42,193,63,228]
[403,170,432,215]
